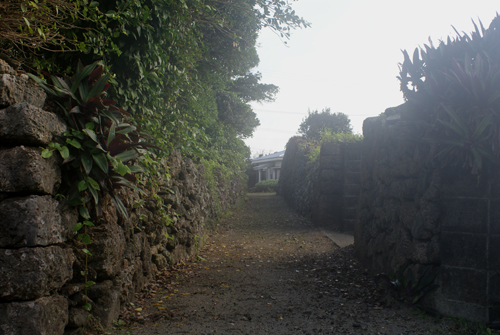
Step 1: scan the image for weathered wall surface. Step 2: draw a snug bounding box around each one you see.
[277,137,318,218]
[277,137,361,233]
[356,107,500,323]
[0,62,245,334]
[313,142,361,232]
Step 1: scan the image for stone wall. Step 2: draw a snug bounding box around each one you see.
[355,106,500,323]
[277,137,318,218]
[0,62,245,334]
[277,137,362,233]
[313,142,361,232]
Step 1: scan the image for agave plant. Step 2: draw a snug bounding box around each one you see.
[397,15,500,174]
[29,61,159,218]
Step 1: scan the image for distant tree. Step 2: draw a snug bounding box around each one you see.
[298,108,352,141]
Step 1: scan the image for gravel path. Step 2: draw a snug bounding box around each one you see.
[109,193,495,335]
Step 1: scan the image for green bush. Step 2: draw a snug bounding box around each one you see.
[251,179,279,193]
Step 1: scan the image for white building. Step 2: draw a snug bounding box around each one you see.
[251,150,285,182]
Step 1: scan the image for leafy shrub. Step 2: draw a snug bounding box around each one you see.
[304,130,363,164]
[397,15,500,174]
[251,179,279,193]
[29,61,158,218]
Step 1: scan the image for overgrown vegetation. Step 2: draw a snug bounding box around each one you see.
[397,14,500,174]
[1,0,310,313]
[2,0,308,198]
[251,179,278,193]
[2,0,309,214]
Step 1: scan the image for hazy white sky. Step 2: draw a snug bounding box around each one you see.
[244,0,499,156]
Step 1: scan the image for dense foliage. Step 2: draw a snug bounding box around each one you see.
[2,0,309,211]
[398,15,500,174]
[28,61,158,218]
[298,108,352,141]
[251,179,278,193]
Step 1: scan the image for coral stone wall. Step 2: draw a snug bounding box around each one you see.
[277,137,318,218]
[356,106,500,323]
[0,61,245,334]
[313,141,361,232]
[277,137,361,233]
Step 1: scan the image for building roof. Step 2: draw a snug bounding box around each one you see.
[251,150,285,164]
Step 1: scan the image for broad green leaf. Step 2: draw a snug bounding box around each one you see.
[82,303,92,311]
[78,180,88,191]
[81,152,93,175]
[128,165,143,173]
[72,130,84,139]
[102,110,119,123]
[88,73,111,99]
[83,128,98,142]
[115,150,139,162]
[92,153,109,174]
[83,220,95,226]
[107,122,116,148]
[73,222,83,232]
[81,234,92,245]
[86,177,101,190]
[41,148,53,158]
[82,248,93,256]
[71,62,96,94]
[78,81,89,102]
[89,186,99,205]
[85,281,96,288]
[116,125,137,134]
[116,161,131,176]
[59,146,70,159]
[66,138,82,149]
[85,122,95,130]
[79,206,90,219]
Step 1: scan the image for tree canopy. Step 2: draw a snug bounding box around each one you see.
[1,0,309,180]
[298,108,353,141]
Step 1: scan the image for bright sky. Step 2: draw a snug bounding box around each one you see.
[244,0,499,157]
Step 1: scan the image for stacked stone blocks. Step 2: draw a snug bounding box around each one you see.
[0,61,246,334]
[0,63,72,334]
[355,109,500,323]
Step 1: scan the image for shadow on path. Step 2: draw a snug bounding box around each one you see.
[109,193,468,335]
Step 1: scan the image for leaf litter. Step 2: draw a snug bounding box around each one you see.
[108,194,495,335]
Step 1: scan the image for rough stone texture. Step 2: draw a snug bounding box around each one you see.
[0,246,74,301]
[67,307,88,329]
[0,62,246,333]
[0,73,46,109]
[0,195,67,248]
[355,103,500,323]
[0,103,66,146]
[91,288,121,329]
[0,295,68,335]
[0,146,61,195]
[87,222,125,279]
[277,137,362,233]
[277,137,319,218]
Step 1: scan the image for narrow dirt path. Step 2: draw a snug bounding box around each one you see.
[109,194,485,335]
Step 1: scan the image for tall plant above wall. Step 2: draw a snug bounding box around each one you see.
[397,15,500,174]
[29,61,158,218]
